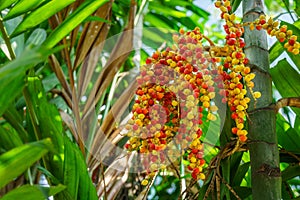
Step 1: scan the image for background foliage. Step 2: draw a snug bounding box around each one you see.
[0,0,299,199]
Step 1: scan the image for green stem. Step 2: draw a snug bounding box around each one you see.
[27,168,33,185]
[243,0,281,199]
[0,17,16,60]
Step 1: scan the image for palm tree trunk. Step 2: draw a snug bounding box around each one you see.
[243,0,281,199]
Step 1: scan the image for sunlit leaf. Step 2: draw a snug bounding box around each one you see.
[0,0,18,11]
[232,162,250,186]
[23,76,65,182]
[0,47,54,116]
[186,4,210,21]
[63,137,98,200]
[264,0,272,10]
[269,41,283,64]
[0,139,53,189]
[3,106,28,142]
[83,15,112,24]
[145,13,175,29]
[161,0,191,7]
[0,184,66,200]
[148,3,186,18]
[4,0,48,21]
[231,0,242,13]
[0,124,23,151]
[296,0,300,17]
[277,114,300,153]
[282,164,300,181]
[11,0,75,37]
[43,0,109,48]
[63,138,79,199]
[270,58,300,117]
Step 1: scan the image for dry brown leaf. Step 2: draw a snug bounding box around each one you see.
[70,26,80,50]
[48,55,72,97]
[69,0,86,48]
[82,0,136,116]
[97,154,133,199]
[77,22,110,98]
[74,1,112,69]
[48,15,59,30]
[101,80,137,137]
[87,80,137,168]
[59,111,78,141]
[0,175,25,196]
[71,86,85,154]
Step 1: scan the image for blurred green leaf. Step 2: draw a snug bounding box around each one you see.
[269,42,283,64]
[0,124,23,151]
[63,138,80,199]
[281,182,293,200]
[288,178,300,185]
[0,48,9,64]
[220,158,231,198]
[43,0,109,48]
[277,114,300,153]
[41,72,60,92]
[296,0,300,17]
[3,106,28,142]
[37,166,61,185]
[161,0,191,7]
[149,3,186,18]
[11,0,75,37]
[232,186,252,199]
[186,4,210,21]
[282,164,300,181]
[83,16,113,24]
[270,59,300,117]
[62,137,98,200]
[0,138,52,189]
[231,0,242,13]
[229,152,243,183]
[145,13,175,29]
[295,116,300,131]
[0,47,54,116]
[23,76,64,180]
[264,0,272,10]
[142,28,171,49]
[176,16,198,30]
[0,184,66,200]
[25,28,47,46]
[4,0,48,21]
[152,176,180,199]
[232,162,250,186]
[282,0,289,10]
[0,0,18,11]
[23,76,97,199]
